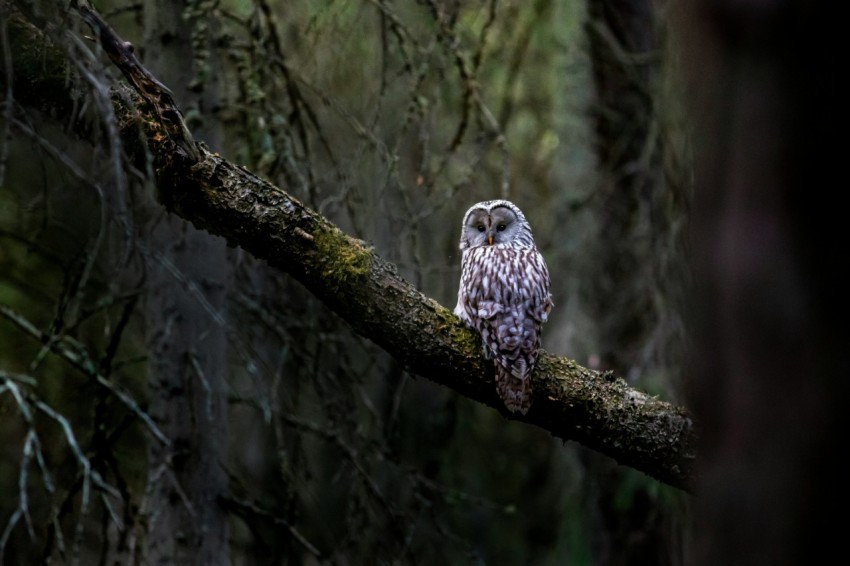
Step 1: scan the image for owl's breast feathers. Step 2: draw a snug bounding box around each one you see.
[465,245,552,319]
[462,246,552,367]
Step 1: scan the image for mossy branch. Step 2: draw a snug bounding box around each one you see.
[1,4,697,491]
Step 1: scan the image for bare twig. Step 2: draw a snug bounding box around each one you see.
[75,1,199,161]
[219,495,323,558]
[0,303,170,446]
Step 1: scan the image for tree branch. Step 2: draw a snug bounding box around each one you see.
[1,4,697,491]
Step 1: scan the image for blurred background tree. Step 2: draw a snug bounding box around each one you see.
[2,0,697,564]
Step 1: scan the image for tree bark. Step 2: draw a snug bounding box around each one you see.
[1,3,697,492]
[586,0,661,377]
[681,1,846,563]
[584,2,686,564]
[140,1,231,564]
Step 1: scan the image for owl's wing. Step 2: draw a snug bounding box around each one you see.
[492,248,552,413]
[527,251,553,323]
[530,290,553,323]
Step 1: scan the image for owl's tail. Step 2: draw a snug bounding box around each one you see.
[495,360,533,414]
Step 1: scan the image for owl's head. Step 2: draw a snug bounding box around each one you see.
[458,200,535,251]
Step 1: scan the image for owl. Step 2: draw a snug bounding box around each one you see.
[454,200,553,414]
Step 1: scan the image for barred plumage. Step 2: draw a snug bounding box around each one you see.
[454,200,553,414]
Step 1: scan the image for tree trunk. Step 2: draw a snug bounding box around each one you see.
[586,0,663,379]
[584,1,687,564]
[681,1,846,564]
[141,2,230,563]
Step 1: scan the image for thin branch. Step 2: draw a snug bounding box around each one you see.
[0,303,170,446]
[74,0,199,161]
[219,495,323,559]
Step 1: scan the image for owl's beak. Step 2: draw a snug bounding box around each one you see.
[488,235,494,246]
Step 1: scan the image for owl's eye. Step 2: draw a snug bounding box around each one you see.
[496,224,506,232]
[477,225,486,232]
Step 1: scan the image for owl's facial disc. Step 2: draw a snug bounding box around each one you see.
[463,204,518,249]
[474,215,499,245]
[485,207,514,245]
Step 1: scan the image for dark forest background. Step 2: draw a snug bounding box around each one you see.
[0,0,842,564]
